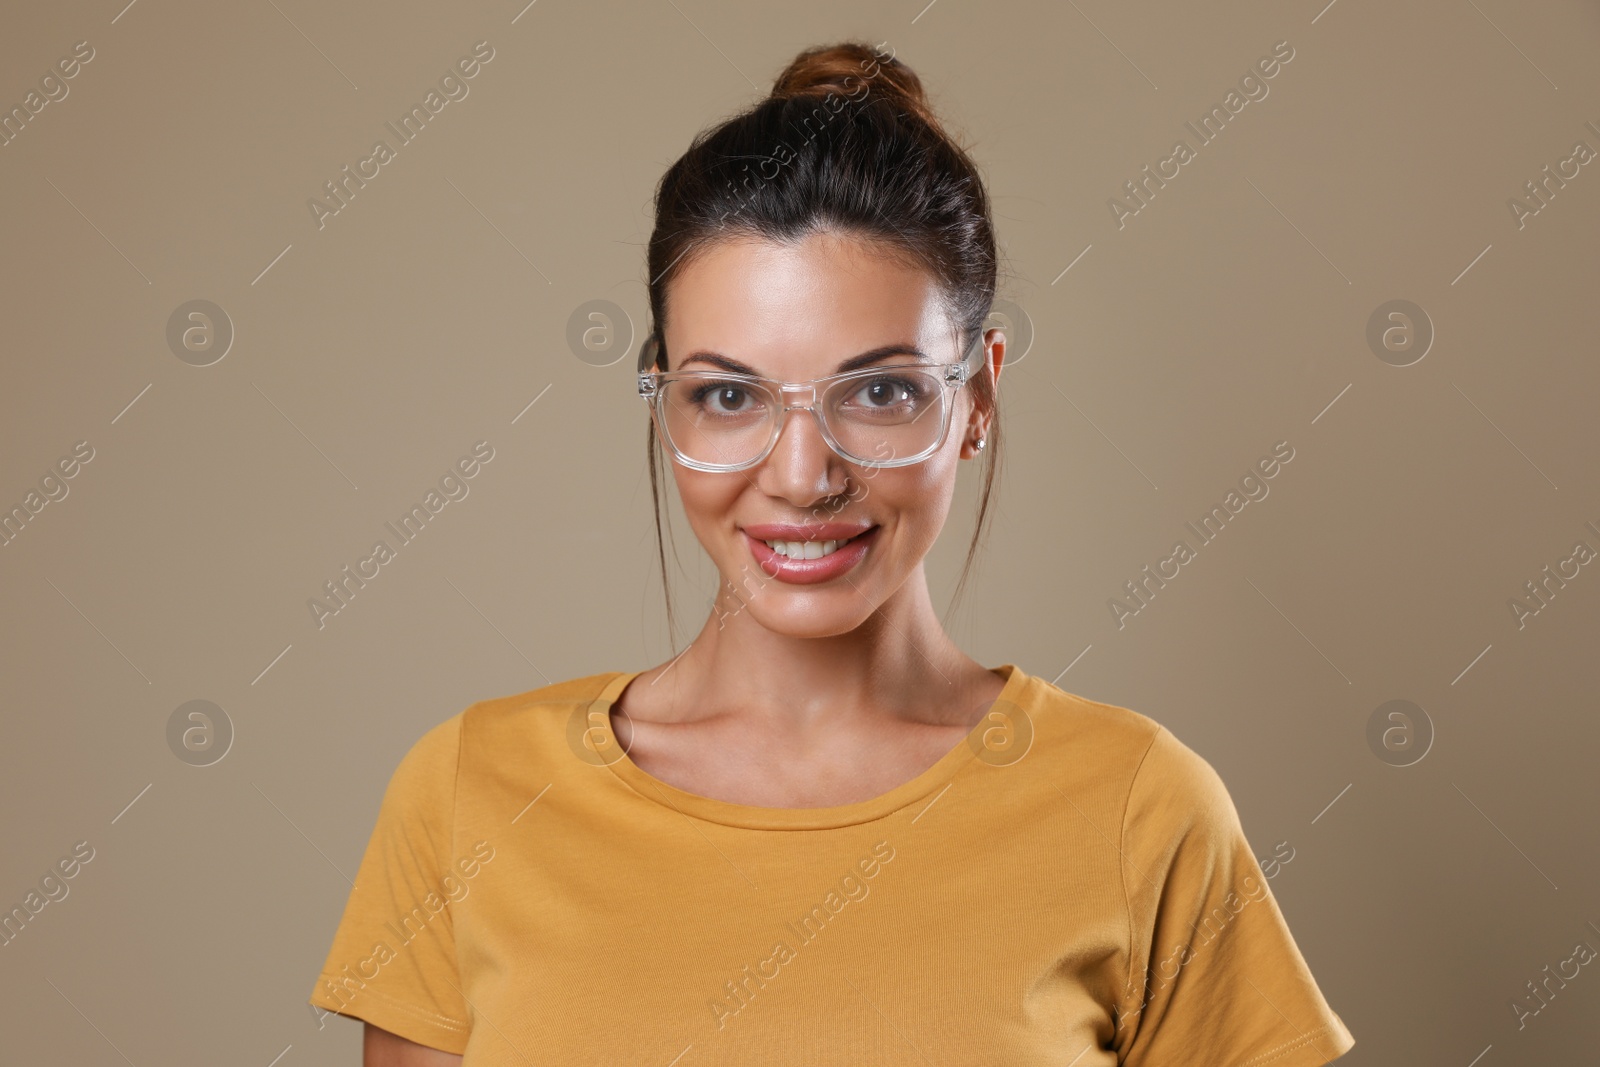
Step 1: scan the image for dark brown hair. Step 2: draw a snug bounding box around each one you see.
[643,40,1005,649]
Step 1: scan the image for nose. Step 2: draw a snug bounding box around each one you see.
[757,401,848,506]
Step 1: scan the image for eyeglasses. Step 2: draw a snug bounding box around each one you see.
[637,328,985,472]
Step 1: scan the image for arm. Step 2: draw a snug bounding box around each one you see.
[363,1022,463,1067]
[306,715,475,1059]
[1114,726,1355,1066]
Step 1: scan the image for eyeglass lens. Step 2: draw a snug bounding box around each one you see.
[658,366,948,468]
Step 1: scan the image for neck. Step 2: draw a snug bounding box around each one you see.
[652,563,982,727]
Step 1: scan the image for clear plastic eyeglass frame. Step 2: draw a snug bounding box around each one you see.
[636,327,986,473]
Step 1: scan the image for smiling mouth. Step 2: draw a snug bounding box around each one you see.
[760,530,871,559]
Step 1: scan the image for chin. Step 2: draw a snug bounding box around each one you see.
[748,599,876,640]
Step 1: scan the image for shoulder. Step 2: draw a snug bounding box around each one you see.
[386,671,623,785]
[1022,680,1251,902]
[456,670,625,768]
[1016,670,1164,774]
[1016,669,1231,815]
[459,670,620,725]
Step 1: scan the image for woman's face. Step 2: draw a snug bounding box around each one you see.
[658,230,998,639]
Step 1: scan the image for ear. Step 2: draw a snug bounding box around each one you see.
[958,327,1004,460]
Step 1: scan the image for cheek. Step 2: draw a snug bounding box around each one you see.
[864,460,957,543]
[673,467,744,546]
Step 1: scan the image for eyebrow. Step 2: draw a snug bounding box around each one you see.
[678,343,932,376]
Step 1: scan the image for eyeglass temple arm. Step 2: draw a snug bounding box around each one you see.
[953,323,988,382]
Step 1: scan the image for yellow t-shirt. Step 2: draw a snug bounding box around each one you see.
[309,664,1355,1065]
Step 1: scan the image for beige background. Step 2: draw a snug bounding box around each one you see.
[2,0,1598,1061]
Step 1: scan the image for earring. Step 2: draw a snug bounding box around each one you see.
[973,436,986,452]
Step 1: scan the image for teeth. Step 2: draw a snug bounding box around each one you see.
[762,534,857,559]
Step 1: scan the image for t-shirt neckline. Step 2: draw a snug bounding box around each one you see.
[585,663,1030,830]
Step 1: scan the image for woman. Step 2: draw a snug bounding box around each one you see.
[309,40,1356,1066]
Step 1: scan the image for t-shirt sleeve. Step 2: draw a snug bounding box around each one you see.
[1113,725,1355,1067]
[307,713,472,1054]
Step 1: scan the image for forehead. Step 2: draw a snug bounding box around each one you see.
[663,231,954,373]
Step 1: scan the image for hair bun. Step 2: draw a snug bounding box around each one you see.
[770,41,941,133]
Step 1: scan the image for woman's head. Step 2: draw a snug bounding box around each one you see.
[642,40,1007,647]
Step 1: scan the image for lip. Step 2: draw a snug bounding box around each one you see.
[741,522,875,541]
[742,524,880,585]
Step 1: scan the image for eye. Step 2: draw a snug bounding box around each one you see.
[687,379,764,416]
[845,373,932,411]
